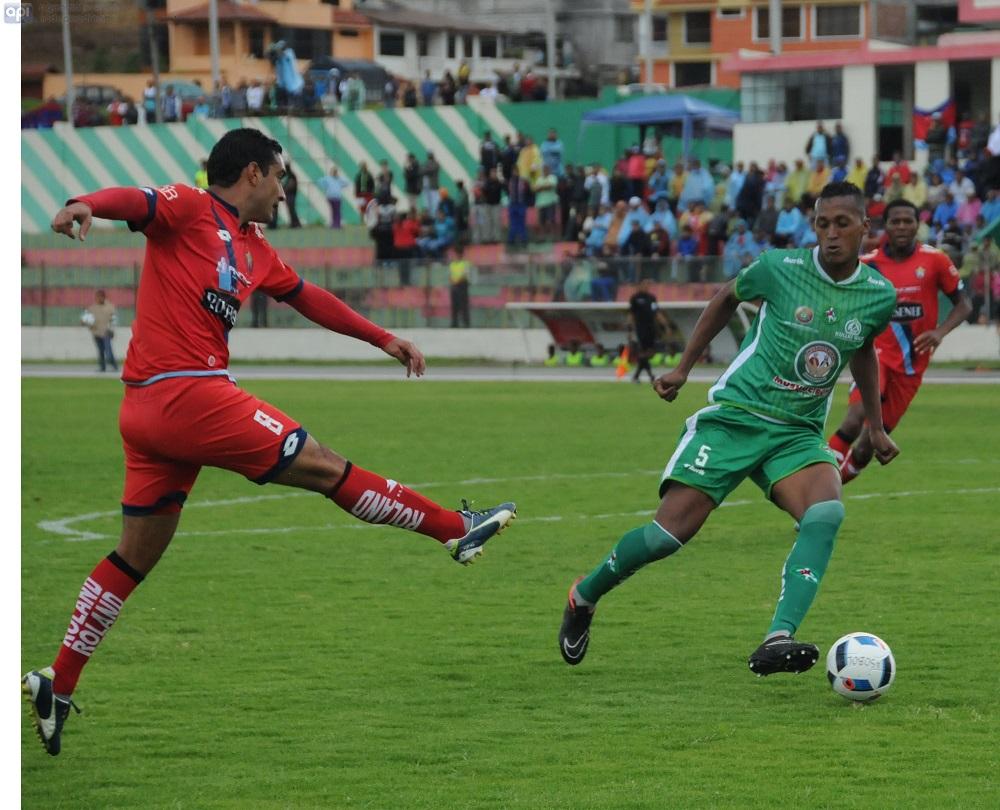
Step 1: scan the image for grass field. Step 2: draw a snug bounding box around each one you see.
[21,377,1000,809]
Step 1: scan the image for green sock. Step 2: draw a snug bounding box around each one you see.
[767,500,845,637]
[575,522,683,605]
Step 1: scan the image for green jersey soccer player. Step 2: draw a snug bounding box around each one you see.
[559,182,899,677]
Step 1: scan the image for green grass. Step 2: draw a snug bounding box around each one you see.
[21,379,1000,808]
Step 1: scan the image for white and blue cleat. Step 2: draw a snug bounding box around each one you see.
[445,500,517,565]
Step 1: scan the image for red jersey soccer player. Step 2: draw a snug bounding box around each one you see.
[23,129,516,756]
[828,198,971,483]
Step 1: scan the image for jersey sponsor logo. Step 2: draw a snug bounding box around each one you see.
[217,229,232,243]
[867,276,887,287]
[891,302,924,323]
[157,184,179,201]
[795,567,818,584]
[835,317,865,343]
[783,256,805,266]
[794,340,841,386]
[794,306,814,324]
[216,257,252,293]
[201,288,241,329]
[771,375,834,397]
[350,489,425,531]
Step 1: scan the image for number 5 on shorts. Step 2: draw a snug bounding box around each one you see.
[694,444,711,470]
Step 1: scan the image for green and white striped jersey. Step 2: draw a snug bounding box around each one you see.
[709,247,897,431]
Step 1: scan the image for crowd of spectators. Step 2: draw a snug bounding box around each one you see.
[449,118,1000,319]
[22,61,546,130]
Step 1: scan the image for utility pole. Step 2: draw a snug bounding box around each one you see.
[644,0,653,91]
[544,0,558,100]
[143,0,162,124]
[769,0,782,56]
[209,0,221,91]
[60,0,75,127]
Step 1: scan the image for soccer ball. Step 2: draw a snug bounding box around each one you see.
[826,632,895,702]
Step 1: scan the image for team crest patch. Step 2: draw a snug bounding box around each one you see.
[825,307,837,323]
[915,267,926,279]
[795,306,814,324]
[794,341,841,386]
[795,567,818,584]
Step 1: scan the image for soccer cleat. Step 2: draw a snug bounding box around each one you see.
[747,636,820,677]
[445,500,516,565]
[21,667,80,756]
[558,577,595,665]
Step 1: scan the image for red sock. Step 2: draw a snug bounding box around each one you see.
[840,448,866,484]
[52,553,143,696]
[328,462,465,542]
[828,430,852,464]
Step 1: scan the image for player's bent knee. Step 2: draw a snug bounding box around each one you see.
[800,500,845,535]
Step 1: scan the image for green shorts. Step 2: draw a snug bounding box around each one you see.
[659,404,837,505]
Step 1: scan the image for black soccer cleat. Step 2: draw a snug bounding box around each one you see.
[747,636,820,677]
[559,577,595,665]
[22,667,80,756]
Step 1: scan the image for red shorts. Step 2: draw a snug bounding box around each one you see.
[847,363,923,432]
[118,375,306,515]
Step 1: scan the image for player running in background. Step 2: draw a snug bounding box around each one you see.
[828,198,971,483]
[559,182,898,676]
[24,128,516,756]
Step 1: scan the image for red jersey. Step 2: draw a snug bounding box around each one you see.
[861,242,961,376]
[121,184,301,384]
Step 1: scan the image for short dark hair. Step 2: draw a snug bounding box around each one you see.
[816,181,866,216]
[883,198,919,219]
[207,128,283,188]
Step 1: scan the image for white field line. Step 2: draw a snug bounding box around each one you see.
[34,482,1000,543]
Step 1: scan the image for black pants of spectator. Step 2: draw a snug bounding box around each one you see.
[632,337,655,383]
[273,192,302,229]
[93,334,117,372]
[451,280,470,328]
[251,291,269,328]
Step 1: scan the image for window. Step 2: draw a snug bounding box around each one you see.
[740,69,842,123]
[417,32,429,57]
[614,15,634,43]
[814,4,863,38]
[447,33,456,58]
[274,27,331,61]
[716,7,744,20]
[248,27,265,59]
[652,16,668,43]
[480,35,497,59]
[378,31,405,57]
[754,6,802,40]
[339,29,359,38]
[684,11,711,45]
[463,34,473,59]
[674,61,712,87]
[320,0,340,5]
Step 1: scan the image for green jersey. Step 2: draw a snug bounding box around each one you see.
[709,247,896,431]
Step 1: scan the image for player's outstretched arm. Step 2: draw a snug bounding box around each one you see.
[912,288,973,355]
[284,281,424,377]
[52,188,152,241]
[653,279,740,403]
[849,339,899,466]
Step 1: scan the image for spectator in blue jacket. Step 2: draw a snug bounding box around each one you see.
[933,192,959,228]
[416,208,456,257]
[540,128,564,177]
[774,198,804,248]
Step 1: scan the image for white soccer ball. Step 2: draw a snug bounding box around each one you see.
[826,632,895,702]
[81,310,96,327]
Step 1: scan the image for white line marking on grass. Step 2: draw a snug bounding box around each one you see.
[37,484,1000,543]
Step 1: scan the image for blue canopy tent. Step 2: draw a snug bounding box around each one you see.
[580,94,740,159]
